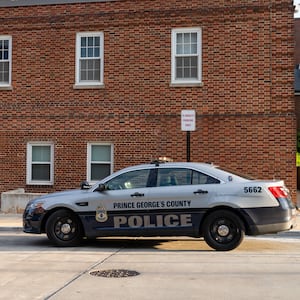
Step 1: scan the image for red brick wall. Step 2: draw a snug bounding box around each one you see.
[0,1,297,201]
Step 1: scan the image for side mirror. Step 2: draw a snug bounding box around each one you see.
[80,181,91,190]
[95,183,106,192]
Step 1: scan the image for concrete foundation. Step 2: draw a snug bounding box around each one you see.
[1,189,45,213]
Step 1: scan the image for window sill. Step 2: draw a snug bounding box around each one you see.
[170,82,203,87]
[0,85,12,90]
[26,182,53,186]
[73,83,105,89]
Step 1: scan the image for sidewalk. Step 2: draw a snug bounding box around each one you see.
[0,213,22,231]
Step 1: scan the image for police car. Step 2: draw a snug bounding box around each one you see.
[23,160,297,251]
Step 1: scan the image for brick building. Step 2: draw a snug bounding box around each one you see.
[0,0,297,203]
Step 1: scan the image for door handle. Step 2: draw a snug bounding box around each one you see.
[193,189,208,194]
[130,192,145,197]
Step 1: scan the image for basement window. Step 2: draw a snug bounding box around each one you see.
[26,143,54,185]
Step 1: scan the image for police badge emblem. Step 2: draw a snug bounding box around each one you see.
[96,204,108,222]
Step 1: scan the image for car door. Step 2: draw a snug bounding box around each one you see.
[84,168,153,236]
[147,167,220,235]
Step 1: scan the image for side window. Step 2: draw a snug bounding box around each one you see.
[171,28,202,86]
[75,32,104,87]
[157,168,191,186]
[87,143,113,183]
[157,168,220,186]
[106,169,150,190]
[192,171,220,184]
[0,36,12,88]
[26,143,54,185]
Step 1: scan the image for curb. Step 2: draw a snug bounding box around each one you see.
[0,227,23,232]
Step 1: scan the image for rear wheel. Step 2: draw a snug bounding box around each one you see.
[45,209,83,247]
[202,210,245,251]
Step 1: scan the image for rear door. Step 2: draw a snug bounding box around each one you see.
[147,167,220,235]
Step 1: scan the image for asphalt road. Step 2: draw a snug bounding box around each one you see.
[1,230,300,300]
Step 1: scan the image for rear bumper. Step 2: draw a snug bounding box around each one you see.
[244,207,297,236]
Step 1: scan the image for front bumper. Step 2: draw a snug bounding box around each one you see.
[23,206,46,234]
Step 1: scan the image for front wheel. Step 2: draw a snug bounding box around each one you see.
[45,209,83,247]
[202,210,245,251]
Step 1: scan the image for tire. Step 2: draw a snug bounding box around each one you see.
[202,210,245,251]
[45,209,83,247]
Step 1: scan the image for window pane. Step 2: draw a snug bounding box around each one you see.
[87,70,94,80]
[183,67,190,78]
[191,32,197,43]
[183,44,190,54]
[176,33,183,43]
[92,145,111,161]
[87,60,94,69]
[183,33,190,44]
[192,171,220,184]
[91,164,111,181]
[0,62,9,83]
[190,67,198,78]
[32,164,50,181]
[158,168,192,186]
[106,169,150,190]
[94,47,100,57]
[191,56,198,67]
[81,48,86,58]
[81,37,86,47]
[88,37,94,46]
[176,44,183,55]
[88,47,93,57]
[176,67,183,79]
[94,36,100,46]
[32,146,51,162]
[191,43,197,54]
[80,70,86,81]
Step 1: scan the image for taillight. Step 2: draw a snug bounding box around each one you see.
[268,186,288,199]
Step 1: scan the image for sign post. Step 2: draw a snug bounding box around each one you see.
[181,110,196,162]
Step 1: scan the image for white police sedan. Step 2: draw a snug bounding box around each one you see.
[23,161,297,251]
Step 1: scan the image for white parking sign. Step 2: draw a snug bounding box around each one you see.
[181,110,196,131]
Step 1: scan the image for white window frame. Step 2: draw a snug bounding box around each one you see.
[87,143,113,183]
[171,28,202,86]
[74,32,104,88]
[26,142,54,185]
[0,35,12,88]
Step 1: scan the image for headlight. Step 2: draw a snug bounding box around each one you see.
[28,200,45,214]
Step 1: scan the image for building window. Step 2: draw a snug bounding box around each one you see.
[27,143,54,185]
[75,32,104,87]
[171,28,202,86]
[87,143,113,182]
[0,36,12,87]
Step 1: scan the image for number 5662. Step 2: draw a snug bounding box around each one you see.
[244,186,262,193]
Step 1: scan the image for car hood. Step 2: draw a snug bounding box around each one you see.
[33,189,89,202]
